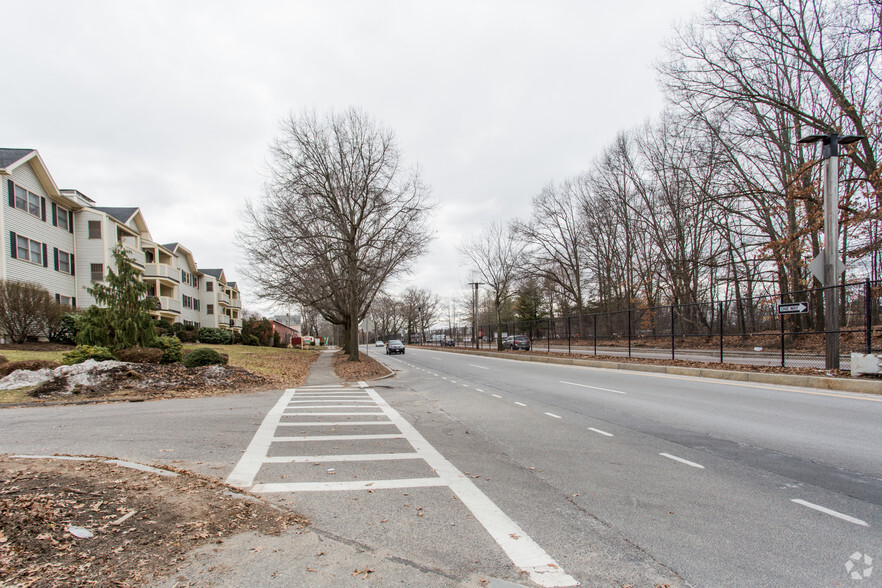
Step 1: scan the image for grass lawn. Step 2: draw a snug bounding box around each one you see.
[183,343,320,385]
[0,349,68,364]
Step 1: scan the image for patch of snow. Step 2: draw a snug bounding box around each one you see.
[0,359,131,391]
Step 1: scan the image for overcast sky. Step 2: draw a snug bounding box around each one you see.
[5,0,705,316]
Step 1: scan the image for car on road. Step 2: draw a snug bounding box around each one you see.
[502,335,531,350]
[375,340,385,347]
[442,337,455,347]
[386,339,405,354]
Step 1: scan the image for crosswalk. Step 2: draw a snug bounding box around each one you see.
[227,382,577,588]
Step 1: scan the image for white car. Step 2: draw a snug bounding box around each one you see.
[375,340,385,347]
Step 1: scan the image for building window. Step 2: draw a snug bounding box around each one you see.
[14,235,44,265]
[57,295,72,307]
[55,205,70,231]
[207,304,214,315]
[91,263,103,282]
[88,220,102,239]
[206,282,213,292]
[13,184,41,218]
[56,250,72,274]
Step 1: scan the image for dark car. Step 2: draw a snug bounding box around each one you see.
[502,335,531,350]
[441,337,455,347]
[386,339,405,355]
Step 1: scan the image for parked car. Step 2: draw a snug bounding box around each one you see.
[386,339,405,355]
[441,337,455,347]
[502,335,531,350]
[375,340,385,347]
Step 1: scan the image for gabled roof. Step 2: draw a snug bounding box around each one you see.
[95,207,140,224]
[0,148,35,169]
[201,268,225,280]
[0,148,81,209]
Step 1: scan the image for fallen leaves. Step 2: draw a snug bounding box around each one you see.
[352,567,375,579]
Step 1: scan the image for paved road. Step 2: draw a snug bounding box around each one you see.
[375,347,882,586]
[2,350,879,586]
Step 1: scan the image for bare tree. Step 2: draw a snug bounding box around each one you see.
[401,287,440,344]
[370,292,405,341]
[512,177,589,315]
[0,281,55,344]
[459,220,523,350]
[239,108,433,360]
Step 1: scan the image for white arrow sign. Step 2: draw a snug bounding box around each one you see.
[778,302,809,315]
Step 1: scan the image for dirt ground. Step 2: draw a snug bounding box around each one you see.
[332,350,393,381]
[0,456,308,587]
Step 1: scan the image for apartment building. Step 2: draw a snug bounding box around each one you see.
[0,148,241,334]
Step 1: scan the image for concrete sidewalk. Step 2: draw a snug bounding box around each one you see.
[303,349,343,387]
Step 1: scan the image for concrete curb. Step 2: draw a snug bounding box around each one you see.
[426,347,882,395]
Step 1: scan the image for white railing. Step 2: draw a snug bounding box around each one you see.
[122,244,146,268]
[218,292,231,306]
[156,296,181,313]
[144,263,178,281]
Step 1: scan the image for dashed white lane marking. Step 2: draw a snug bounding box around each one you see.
[791,499,869,526]
[559,380,626,395]
[229,385,577,587]
[515,402,527,407]
[659,453,705,469]
[545,412,562,419]
[588,427,614,437]
[470,364,490,369]
[491,394,501,398]
[463,384,470,388]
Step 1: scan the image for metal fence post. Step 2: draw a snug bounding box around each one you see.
[719,301,724,363]
[547,318,550,353]
[780,313,785,367]
[628,309,632,358]
[671,304,675,360]
[866,278,872,354]
[567,316,571,354]
[593,315,597,356]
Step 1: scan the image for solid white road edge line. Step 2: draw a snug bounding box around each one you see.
[587,428,614,437]
[659,453,705,469]
[226,389,296,487]
[559,380,626,395]
[365,387,578,587]
[791,499,869,527]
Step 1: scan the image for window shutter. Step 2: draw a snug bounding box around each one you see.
[54,247,59,271]
[55,293,60,303]
[68,210,74,233]
[72,297,77,309]
[70,254,75,276]
[41,198,46,221]
[52,202,58,226]
[6,180,13,207]
[9,232,16,258]
[42,243,48,267]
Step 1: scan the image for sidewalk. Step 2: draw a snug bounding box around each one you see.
[303,349,343,387]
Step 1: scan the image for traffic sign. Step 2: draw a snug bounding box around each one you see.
[777,302,809,315]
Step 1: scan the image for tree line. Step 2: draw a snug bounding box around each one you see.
[460,0,881,347]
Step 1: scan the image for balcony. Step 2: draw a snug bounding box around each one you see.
[144,263,180,283]
[228,294,242,309]
[122,244,146,268]
[218,291,231,306]
[152,296,181,314]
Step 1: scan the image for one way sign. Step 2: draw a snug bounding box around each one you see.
[777,302,809,315]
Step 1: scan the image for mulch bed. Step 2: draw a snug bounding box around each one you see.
[332,351,392,381]
[0,456,308,587]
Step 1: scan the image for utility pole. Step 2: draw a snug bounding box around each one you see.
[467,282,483,349]
[798,132,864,369]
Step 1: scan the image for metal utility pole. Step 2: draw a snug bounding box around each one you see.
[467,282,483,349]
[798,132,864,369]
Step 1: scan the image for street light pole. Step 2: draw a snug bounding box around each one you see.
[798,132,864,369]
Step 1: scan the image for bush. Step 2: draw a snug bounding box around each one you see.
[197,327,233,345]
[183,347,227,368]
[0,359,60,377]
[48,312,81,345]
[0,355,7,364]
[242,334,260,346]
[114,346,164,364]
[172,323,199,343]
[155,319,175,337]
[61,345,116,365]
[152,335,183,364]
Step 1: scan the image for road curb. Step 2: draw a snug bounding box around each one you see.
[424,347,882,395]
